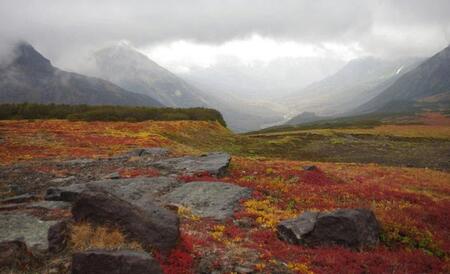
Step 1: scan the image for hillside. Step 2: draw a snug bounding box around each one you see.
[0,43,163,107]
[354,45,450,114]
[93,43,209,108]
[280,57,422,118]
[0,119,448,273]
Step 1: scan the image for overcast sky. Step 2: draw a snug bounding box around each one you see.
[1,0,449,71]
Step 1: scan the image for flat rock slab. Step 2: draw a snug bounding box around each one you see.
[45,177,181,205]
[72,250,163,274]
[26,200,71,210]
[162,181,251,220]
[151,152,231,177]
[277,208,380,250]
[0,213,57,251]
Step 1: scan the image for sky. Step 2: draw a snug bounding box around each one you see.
[0,0,449,74]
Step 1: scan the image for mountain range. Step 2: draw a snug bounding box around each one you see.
[0,42,162,107]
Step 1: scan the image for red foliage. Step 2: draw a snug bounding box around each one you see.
[156,234,195,274]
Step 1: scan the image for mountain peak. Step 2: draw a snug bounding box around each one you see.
[13,42,53,73]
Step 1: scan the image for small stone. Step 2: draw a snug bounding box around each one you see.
[50,176,76,184]
[71,250,163,274]
[302,165,318,171]
[101,172,120,180]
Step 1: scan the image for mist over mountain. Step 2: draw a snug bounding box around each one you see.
[0,42,163,107]
[281,56,423,120]
[92,43,209,108]
[179,57,344,101]
[354,45,450,114]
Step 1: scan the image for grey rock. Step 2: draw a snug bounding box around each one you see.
[50,176,77,184]
[277,208,380,250]
[162,181,251,220]
[0,193,37,204]
[101,172,120,180]
[45,177,180,204]
[152,152,231,177]
[71,250,163,274]
[302,165,318,171]
[61,159,95,166]
[0,213,57,251]
[26,201,71,210]
[45,183,86,201]
[72,189,179,253]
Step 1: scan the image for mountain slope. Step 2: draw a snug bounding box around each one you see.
[354,45,450,113]
[280,57,422,118]
[0,42,163,107]
[93,43,209,107]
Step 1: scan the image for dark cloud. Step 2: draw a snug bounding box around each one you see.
[0,0,449,65]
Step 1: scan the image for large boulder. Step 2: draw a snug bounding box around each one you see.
[277,208,380,250]
[72,189,179,253]
[0,213,57,251]
[48,220,70,253]
[45,177,180,204]
[162,181,251,220]
[71,250,163,274]
[151,152,231,177]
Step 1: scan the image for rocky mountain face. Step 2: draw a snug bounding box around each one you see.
[93,43,209,108]
[281,56,422,120]
[0,43,163,107]
[354,45,450,114]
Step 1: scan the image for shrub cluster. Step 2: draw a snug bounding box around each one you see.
[0,103,226,126]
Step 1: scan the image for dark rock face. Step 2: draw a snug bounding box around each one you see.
[0,240,30,268]
[152,152,231,177]
[71,250,163,274]
[277,208,380,250]
[72,189,179,253]
[48,220,70,253]
[45,184,85,202]
[162,181,251,220]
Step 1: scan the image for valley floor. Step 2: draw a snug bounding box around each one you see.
[0,118,449,273]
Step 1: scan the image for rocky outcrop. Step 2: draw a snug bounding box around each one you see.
[71,250,163,274]
[72,189,179,253]
[0,213,57,251]
[0,193,37,204]
[162,181,251,220]
[48,220,70,253]
[151,152,231,177]
[277,208,380,250]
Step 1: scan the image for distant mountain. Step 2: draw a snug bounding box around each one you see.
[0,42,163,107]
[280,56,422,119]
[285,111,324,126]
[354,45,450,114]
[93,43,209,107]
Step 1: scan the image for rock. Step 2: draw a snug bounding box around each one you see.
[45,177,180,204]
[50,176,76,184]
[162,181,251,220]
[0,193,37,204]
[101,172,120,180]
[71,250,163,274]
[72,189,179,253]
[48,220,70,253]
[302,165,318,171]
[45,183,86,201]
[277,208,380,250]
[152,152,231,177]
[0,240,31,268]
[26,201,71,210]
[61,159,95,166]
[0,213,57,251]
[127,147,169,157]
